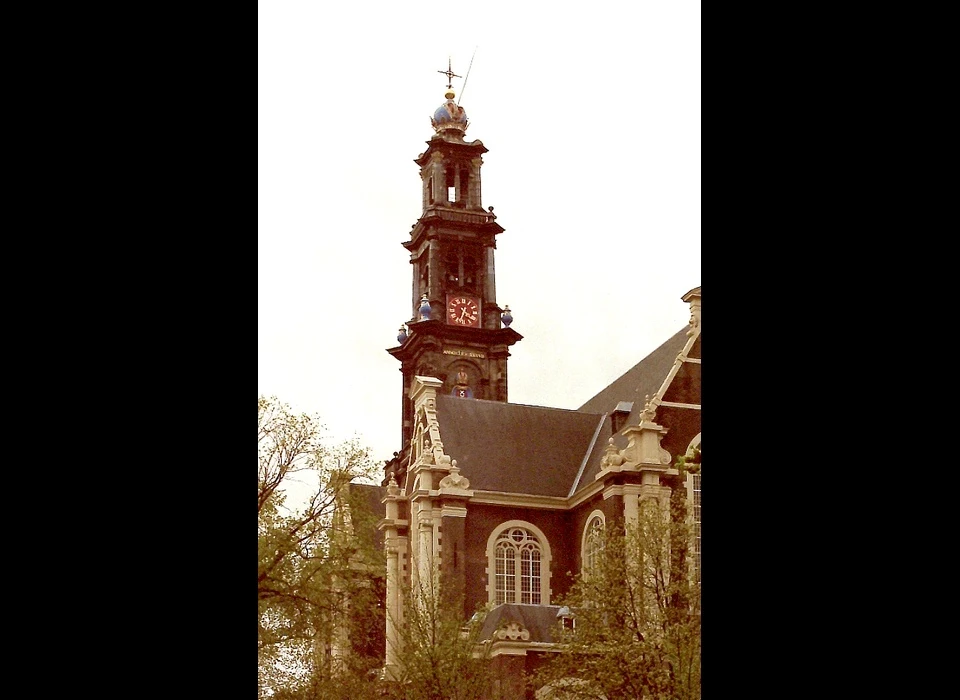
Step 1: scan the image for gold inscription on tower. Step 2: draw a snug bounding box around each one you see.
[443,348,486,359]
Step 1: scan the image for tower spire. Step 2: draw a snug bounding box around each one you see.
[386,65,521,478]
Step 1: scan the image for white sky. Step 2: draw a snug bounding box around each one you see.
[258,1,701,464]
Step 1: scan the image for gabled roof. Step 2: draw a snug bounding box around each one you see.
[428,295,700,501]
[436,395,605,497]
[578,326,690,419]
[577,325,700,466]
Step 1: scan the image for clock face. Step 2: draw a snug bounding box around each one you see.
[446,295,481,327]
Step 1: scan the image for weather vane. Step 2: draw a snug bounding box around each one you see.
[437,57,461,90]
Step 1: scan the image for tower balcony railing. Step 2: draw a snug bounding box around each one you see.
[425,206,495,225]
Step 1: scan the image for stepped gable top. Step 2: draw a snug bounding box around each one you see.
[435,395,605,498]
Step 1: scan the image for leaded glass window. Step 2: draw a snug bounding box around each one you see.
[494,527,542,604]
[583,515,605,573]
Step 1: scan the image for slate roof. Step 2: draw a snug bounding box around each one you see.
[578,326,690,422]
[478,603,565,644]
[576,325,697,478]
[432,325,696,499]
[435,395,605,497]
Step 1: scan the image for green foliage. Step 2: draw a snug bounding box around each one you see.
[531,488,701,699]
[258,396,384,699]
[385,575,497,700]
[674,443,701,475]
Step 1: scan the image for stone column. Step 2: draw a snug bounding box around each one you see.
[384,541,400,676]
[433,157,444,205]
[427,239,439,306]
[623,484,641,527]
[470,157,483,209]
[381,477,402,679]
[484,248,496,304]
[437,461,473,611]
[418,509,433,596]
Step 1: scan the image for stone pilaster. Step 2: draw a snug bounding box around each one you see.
[438,461,472,607]
[379,475,402,678]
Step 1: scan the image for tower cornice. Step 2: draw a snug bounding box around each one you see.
[387,319,522,363]
[414,136,488,166]
[403,209,504,252]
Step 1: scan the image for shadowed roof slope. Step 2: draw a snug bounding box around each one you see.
[436,395,605,497]
[576,325,700,470]
[479,603,565,644]
[578,326,689,428]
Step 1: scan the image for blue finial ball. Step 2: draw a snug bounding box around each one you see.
[501,305,513,327]
[419,296,432,321]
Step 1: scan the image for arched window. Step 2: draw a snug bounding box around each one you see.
[581,510,605,574]
[486,521,552,605]
[462,255,477,287]
[444,251,459,284]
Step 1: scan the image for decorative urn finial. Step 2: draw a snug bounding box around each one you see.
[500,305,513,327]
[639,394,658,422]
[397,325,408,344]
[418,294,432,321]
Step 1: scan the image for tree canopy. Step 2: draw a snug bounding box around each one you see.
[531,452,701,699]
[258,396,383,698]
[384,575,496,700]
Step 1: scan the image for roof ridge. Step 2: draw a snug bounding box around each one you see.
[439,394,605,415]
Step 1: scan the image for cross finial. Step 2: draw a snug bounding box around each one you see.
[437,57,461,90]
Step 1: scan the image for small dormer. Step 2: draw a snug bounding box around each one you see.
[610,401,634,434]
[557,606,576,631]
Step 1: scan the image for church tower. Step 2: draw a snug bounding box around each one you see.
[386,66,522,480]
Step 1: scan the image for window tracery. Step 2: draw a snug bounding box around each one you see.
[581,511,605,574]
[486,521,551,605]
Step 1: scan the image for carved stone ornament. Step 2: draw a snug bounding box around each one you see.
[439,460,470,490]
[607,398,671,471]
[687,302,701,337]
[494,621,530,641]
[600,438,625,469]
[386,474,400,498]
[420,436,435,464]
[411,378,453,471]
[639,394,658,423]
